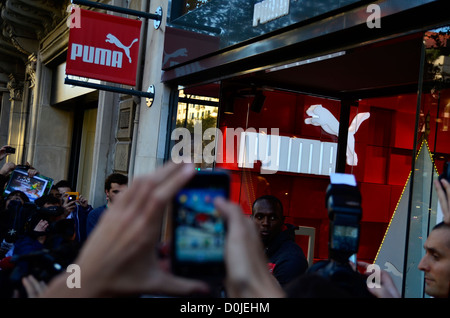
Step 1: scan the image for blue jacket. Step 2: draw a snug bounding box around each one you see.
[70,204,93,246]
[86,204,107,237]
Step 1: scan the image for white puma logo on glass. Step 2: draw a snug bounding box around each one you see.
[304,104,370,166]
[163,48,188,66]
[384,261,403,278]
[105,33,138,63]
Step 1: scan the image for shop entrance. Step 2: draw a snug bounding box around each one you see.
[167,28,450,297]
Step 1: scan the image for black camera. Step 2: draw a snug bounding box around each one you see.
[325,182,362,263]
[4,146,15,154]
[303,175,372,297]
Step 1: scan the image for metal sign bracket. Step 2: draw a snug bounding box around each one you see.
[71,0,163,28]
[64,77,155,99]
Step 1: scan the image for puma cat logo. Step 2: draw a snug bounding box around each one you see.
[105,33,138,63]
[305,104,370,166]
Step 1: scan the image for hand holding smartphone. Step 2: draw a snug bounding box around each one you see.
[4,146,15,154]
[171,170,229,280]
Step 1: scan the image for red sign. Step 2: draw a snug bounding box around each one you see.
[66,9,142,86]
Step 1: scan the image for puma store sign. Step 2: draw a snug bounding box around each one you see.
[66,9,142,86]
[253,0,289,26]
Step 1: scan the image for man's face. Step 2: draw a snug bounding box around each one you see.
[57,187,71,200]
[106,183,127,205]
[418,227,450,298]
[252,199,284,246]
[49,188,60,198]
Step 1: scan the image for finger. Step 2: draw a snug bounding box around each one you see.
[356,261,372,275]
[139,163,196,243]
[22,275,45,298]
[214,196,238,221]
[150,163,196,208]
[215,197,255,239]
[112,162,187,216]
[215,196,263,264]
[104,163,195,251]
[357,260,370,269]
[434,179,449,213]
[441,179,450,202]
[129,163,195,224]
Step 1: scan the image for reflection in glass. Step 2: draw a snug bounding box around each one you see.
[174,89,219,170]
[403,25,450,298]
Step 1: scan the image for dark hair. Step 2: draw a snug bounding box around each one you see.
[104,173,128,191]
[34,194,61,207]
[431,222,450,249]
[432,221,450,231]
[6,190,30,203]
[252,195,284,217]
[54,180,73,190]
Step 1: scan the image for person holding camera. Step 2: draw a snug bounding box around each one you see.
[54,180,92,246]
[8,203,79,297]
[0,145,15,161]
[0,191,32,259]
[435,178,450,225]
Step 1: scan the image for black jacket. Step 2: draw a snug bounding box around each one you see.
[265,223,309,288]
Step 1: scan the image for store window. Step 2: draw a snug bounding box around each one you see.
[170,0,212,20]
[171,87,219,171]
[399,25,450,298]
[167,27,450,298]
[214,88,393,264]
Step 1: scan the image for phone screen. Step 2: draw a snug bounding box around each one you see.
[172,171,229,278]
[174,187,226,262]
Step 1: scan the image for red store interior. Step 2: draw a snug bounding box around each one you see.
[179,31,450,265]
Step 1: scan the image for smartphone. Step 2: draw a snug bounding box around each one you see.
[4,146,15,154]
[66,191,79,203]
[171,170,229,280]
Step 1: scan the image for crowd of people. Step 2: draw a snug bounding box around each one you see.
[0,145,129,297]
[0,144,449,299]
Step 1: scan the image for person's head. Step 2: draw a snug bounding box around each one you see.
[49,185,60,198]
[418,222,450,298]
[5,190,29,209]
[33,194,65,222]
[54,180,73,198]
[251,195,285,246]
[35,194,61,208]
[104,173,128,205]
